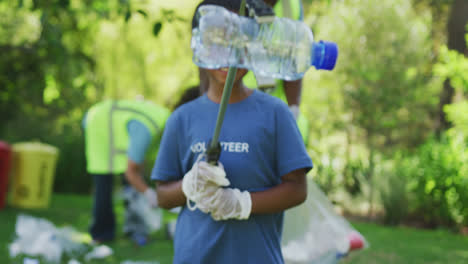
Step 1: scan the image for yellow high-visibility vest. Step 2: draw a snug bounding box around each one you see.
[84,100,170,174]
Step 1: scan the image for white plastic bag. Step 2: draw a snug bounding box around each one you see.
[282,179,368,264]
[9,214,87,263]
[122,187,162,233]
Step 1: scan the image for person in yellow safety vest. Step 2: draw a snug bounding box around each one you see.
[197,0,310,146]
[83,99,171,244]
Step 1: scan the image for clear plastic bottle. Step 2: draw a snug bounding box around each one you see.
[191,5,338,81]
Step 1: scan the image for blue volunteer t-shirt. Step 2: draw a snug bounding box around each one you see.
[151,90,312,264]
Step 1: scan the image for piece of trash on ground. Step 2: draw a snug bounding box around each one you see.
[68,259,81,264]
[9,214,88,263]
[84,245,113,261]
[23,258,39,264]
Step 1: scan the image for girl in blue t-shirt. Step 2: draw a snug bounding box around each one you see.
[151,1,312,263]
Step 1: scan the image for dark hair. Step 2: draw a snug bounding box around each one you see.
[173,86,201,110]
[191,0,248,29]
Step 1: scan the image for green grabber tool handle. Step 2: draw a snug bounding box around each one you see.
[206,0,247,165]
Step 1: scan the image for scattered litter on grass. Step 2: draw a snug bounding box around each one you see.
[9,214,88,263]
[84,245,113,261]
[8,214,167,264]
[282,180,368,264]
[23,257,39,264]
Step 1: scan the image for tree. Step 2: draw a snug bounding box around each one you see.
[435,30,468,141]
[315,0,436,214]
[0,0,187,193]
[436,0,468,135]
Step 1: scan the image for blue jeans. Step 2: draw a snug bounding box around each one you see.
[89,173,118,241]
[89,173,149,242]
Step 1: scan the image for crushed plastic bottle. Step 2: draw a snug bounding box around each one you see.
[192,5,338,80]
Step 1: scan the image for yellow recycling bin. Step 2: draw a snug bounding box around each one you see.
[10,142,59,209]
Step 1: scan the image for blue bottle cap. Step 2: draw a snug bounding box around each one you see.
[312,40,339,71]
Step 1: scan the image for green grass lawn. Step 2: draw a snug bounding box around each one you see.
[1,194,467,264]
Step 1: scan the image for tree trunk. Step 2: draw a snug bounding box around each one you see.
[436,0,468,136]
[367,143,375,218]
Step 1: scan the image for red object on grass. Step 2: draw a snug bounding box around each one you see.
[349,232,364,251]
[0,141,12,210]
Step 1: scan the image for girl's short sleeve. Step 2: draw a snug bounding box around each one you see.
[274,103,313,178]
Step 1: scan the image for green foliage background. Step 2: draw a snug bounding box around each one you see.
[1,0,467,228]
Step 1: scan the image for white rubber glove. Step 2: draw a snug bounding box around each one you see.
[182,160,230,213]
[207,188,252,221]
[143,188,158,208]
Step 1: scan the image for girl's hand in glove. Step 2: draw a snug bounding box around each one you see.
[207,188,252,221]
[182,160,230,212]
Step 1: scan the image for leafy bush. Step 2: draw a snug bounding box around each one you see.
[313,159,338,195]
[380,163,410,225]
[49,125,90,194]
[343,159,364,197]
[395,137,468,227]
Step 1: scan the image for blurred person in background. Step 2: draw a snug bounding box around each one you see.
[83,98,170,245]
